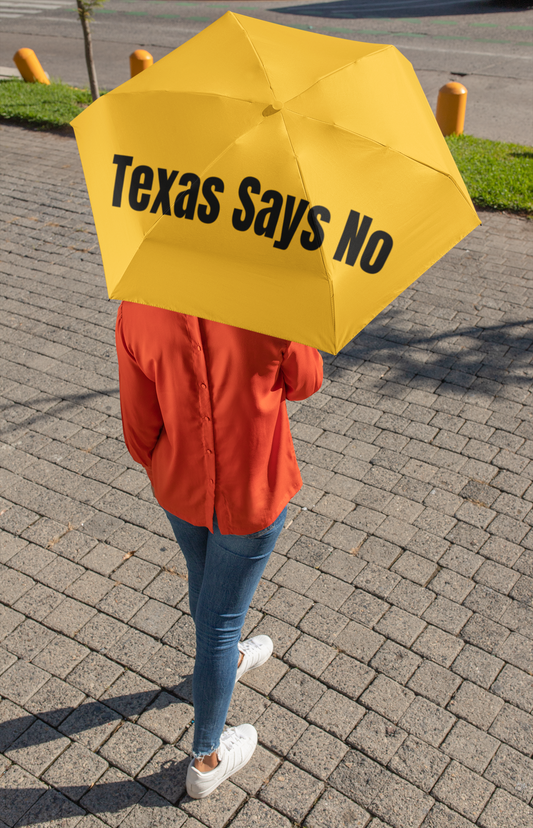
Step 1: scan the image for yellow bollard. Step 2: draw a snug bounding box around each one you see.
[13,48,50,84]
[130,49,153,78]
[436,82,467,137]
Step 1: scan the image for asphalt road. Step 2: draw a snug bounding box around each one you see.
[0,0,532,144]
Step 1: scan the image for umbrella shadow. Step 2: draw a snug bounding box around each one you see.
[340,315,533,389]
[274,0,531,19]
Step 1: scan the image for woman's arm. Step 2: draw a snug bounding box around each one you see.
[115,306,164,478]
[281,342,323,401]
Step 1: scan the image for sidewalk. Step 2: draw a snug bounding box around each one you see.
[0,122,533,828]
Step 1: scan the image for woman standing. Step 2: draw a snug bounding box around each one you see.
[116,302,322,798]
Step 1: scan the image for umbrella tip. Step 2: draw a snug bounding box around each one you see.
[263,100,283,117]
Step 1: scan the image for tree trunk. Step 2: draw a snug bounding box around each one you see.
[77,0,99,101]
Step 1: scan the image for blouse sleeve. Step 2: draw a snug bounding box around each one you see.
[281,341,323,402]
[115,305,164,477]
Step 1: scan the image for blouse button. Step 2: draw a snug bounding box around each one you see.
[200,383,207,389]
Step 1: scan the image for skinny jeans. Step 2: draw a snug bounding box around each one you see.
[164,506,287,758]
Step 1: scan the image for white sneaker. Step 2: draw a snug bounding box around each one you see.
[235,635,273,683]
[186,724,258,799]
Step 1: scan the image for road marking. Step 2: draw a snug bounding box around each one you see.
[318,25,532,52]
[0,0,72,5]
[393,42,533,60]
[0,0,72,18]
[0,1,71,6]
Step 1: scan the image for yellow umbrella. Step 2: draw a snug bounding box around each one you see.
[71,12,479,354]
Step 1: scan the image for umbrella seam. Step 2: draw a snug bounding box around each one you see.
[284,43,394,107]
[111,109,324,292]
[283,112,474,211]
[109,224,156,299]
[235,12,392,107]
[234,16,339,346]
[109,89,262,106]
[109,38,392,109]
[233,13,276,99]
[114,113,272,260]
[276,110,337,350]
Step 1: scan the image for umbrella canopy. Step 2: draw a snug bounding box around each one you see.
[72,12,479,354]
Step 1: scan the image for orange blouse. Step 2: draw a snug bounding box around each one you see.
[115,302,323,534]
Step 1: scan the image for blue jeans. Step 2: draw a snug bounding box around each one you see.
[164,507,287,757]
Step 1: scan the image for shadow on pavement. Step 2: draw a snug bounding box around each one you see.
[3,757,190,824]
[0,388,119,440]
[1,683,193,750]
[274,0,533,19]
[3,318,533,449]
[340,315,533,394]
[0,684,194,819]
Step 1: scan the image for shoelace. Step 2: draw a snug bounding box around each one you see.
[218,728,246,757]
[238,638,261,656]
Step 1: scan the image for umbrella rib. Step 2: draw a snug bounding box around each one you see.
[132,116,276,256]
[122,107,274,258]
[284,44,394,107]
[110,221,162,297]
[388,148,475,210]
[344,125,475,210]
[286,112,474,211]
[233,14,276,98]
[277,110,336,345]
[111,88,262,106]
[234,12,392,106]
[194,117,267,180]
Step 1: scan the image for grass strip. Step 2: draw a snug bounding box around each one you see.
[446,133,532,215]
[0,78,93,129]
[0,79,531,215]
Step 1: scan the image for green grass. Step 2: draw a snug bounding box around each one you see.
[446,133,532,215]
[1,78,531,215]
[0,78,93,129]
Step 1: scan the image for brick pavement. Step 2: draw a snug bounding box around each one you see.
[0,122,533,828]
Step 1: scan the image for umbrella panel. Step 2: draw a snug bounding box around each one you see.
[72,11,480,353]
[288,47,472,205]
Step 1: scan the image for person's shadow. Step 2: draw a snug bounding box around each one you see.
[0,682,195,824]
